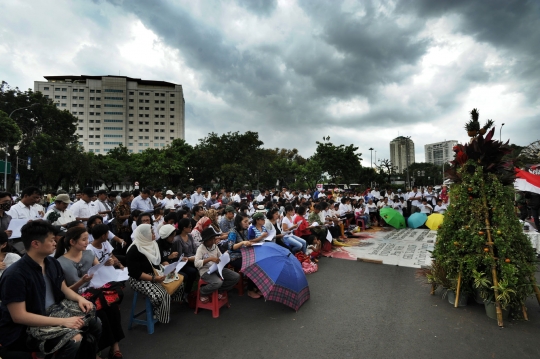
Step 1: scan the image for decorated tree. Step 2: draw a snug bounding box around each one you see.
[431,108,539,326]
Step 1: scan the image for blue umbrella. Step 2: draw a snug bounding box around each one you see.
[408,212,428,228]
[241,242,310,311]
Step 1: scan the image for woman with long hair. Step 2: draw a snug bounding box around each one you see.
[227,212,261,299]
[173,218,200,298]
[55,227,125,358]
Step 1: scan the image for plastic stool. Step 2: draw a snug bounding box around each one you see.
[356,217,366,231]
[128,291,158,334]
[233,271,245,296]
[194,279,230,318]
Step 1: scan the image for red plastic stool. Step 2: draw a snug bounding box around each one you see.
[194,279,230,318]
[356,217,366,231]
[233,271,245,296]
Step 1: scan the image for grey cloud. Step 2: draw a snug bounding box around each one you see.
[235,0,277,16]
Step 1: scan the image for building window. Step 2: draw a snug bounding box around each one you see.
[104,119,123,123]
[96,97,101,101]
[154,115,159,118]
[89,149,94,152]
[55,95,60,99]
[145,129,149,132]
[170,108,174,111]
[55,88,61,91]
[128,143,133,146]
[89,142,94,145]
[89,112,94,115]
[145,100,149,103]
[170,122,174,125]
[104,112,123,115]
[129,106,133,110]
[95,142,100,145]
[62,96,67,99]
[54,103,59,107]
[79,97,84,100]
[139,114,144,118]
[160,115,165,118]
[90,97,95,100]
[78,104,83,107]
[129,136,133,139]
[78,127,83,130]
[103,141,123,145]
[44,87,49,90]
[96,105,101,108]
[89,127,94,131]
[95,135,100,138]
[72,96,78,100]
[62,88,67,91]
[138,107,143,110]
[79,89,84,92]
[145,107,149,110]
[96,90,101,93]
[160,100,165,104]
[155,100,159,104]
[170,130,174,133]
[129,128,133,132]
[160,122,165,125]
[170,93,175,97]
[104,96,123,100]
[145,114,149,117]
[79,120,84,123]
[72,111,77,114]
[73,89,78,92]
[104,89,123,93]
[154,107,159,111]
[95,149,100,153]
[90,89,95,93]
[139,99,144,102]
[104,104,123,108]
[170,101,175,104]
[95,120,101,123]
[104,128,123,132]
[89,135,94,138]
[78,112,84,115]
[61,103,66,107]
[95,112,100,116]
[170,137,174,140]
[128,114,133,117]
[129,91,134,95]
[160,108,165,111]
[154,129,159,133]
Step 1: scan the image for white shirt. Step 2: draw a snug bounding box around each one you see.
[45,207,76,226]
[392,202,404,215]
[408,191,421,206]
[130,195,153,212]
[0,253,21,277]
[32,204,45,218]
[282,215,296,235]
[256,194,265,202]
[366,203,377,214]
[161,197,176,210]
[424,191,438,203]
[86,241,114,263]
[419,204,433,214]
[434,204,447,214]
[377,201,390,209]
[70,200,99,224]
[338,203,350,217]
[95,200,112,220]
[88,230,115,244]
[370,190,381,200]
[232,194,241,203]
[7,202,42,220]
[191,192,205,205]
[174,197,183,208]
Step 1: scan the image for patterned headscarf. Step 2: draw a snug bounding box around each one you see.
[193,217,211,233]
[206,209,221,232]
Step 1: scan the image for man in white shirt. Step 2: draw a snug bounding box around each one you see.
[433,199,447,214]
[130,188,154,212]
[94,189,113,221]
[419,198,433,214]
[392,197,405,215]
[70,188,100,224]
[370,187,381,203]
[191,186,206,205]
[6,186,43,221]
[232,189,242,203]
[385,189,395,205]
[45,194,76,227]
[174,192,184,209]
[161,190,176,210]
[256,190,265,203]
[407,186,422,213]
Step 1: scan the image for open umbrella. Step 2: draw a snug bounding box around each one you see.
[408,212,428,229]
[241,242,310,311]
[426,213,444,230]
[379,208,406,229]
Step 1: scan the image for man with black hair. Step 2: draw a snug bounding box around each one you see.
[205,191,219,210]
[190,205,205,229]
[95,189,112,221]
[70,188,99,225]
[0,192,13,238]
[232,188,242,203]
[0,220,102,358]
[191,186,205,205]
[107,192,118,214]
[6,186,42,221]
[130,188,153,212]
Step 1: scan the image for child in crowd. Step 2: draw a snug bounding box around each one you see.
[433,199,447,214]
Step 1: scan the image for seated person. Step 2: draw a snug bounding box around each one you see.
[433,199,447,214]
[126,224,183,324]
[174,218,200,299]
[55,227,124,358]
[281,205,307,253]
[87,224,125,268]
[156,224,180,265]
[87,214,125,250]
[0,231,21,278]
[0,220,101,359]
[195,227,240,303]
[419,198,433,214]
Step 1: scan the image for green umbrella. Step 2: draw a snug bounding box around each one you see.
[379,207,406,229]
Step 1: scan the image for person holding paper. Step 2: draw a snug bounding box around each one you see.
[126,224,184,324]
[308,204,330,246]
[174,218,200,299]
[194,227,239,304]
[0,191,13,238]
[247,212,269,243]
[86,215,126,258]
[293,206,320,247]
[55,226,125,358]
[156,224,179,265]
[279,206,307,254]
[6,186,43,222]
[86,224,124,269]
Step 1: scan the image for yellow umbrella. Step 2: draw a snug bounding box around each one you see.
[426,213,444,230]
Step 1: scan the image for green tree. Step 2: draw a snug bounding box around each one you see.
[407,162,443,186]
[0,110,22,147]
[311,141,362,184]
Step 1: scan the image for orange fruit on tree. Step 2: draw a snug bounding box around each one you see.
[505,258,511,263]
[478,231,484,235]
[484,247,489,252]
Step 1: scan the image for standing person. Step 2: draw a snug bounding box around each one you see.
[182,193,193,210]
[370,187,381,204]
[130,189,153,212]
[174,192,184,209]
[0,231,20,277]
[0,191,13,238]
[407,186,422,214]
[195,227,240,303]
[126,224,184,324]
[525,192,540,232]
[55,227,125,358]
[174,218,200,299]
[0,220,102,359]
[6,186,43,221]
[161,190,176,210]
[95,190,113,221]
[113,191,132,255]
[70,187,99,225]
[424,186,438,206]
[191,186,205,206]
[45,194,76,228]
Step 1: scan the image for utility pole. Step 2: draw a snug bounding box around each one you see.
[369,148,374,168]
[500,123,505,142]
[405,136,411,190]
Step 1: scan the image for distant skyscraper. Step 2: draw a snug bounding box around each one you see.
[390,136,415,174]
[425,140,458,166]
[34,75,185,154]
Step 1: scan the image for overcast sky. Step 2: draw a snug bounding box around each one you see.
[1,0,539,166]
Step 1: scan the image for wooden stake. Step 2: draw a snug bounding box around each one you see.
[480,179,504,327]
[531,277,540,306]
[454,271,462,308]
[522,305,529,321]
[430,283,436,295]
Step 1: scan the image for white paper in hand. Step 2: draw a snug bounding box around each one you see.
[311,222,320,227]
[7,219,27,239]
[87,254,110,276]
[163,262,178,275]
[265,229,276,242]
[326,230,333,242]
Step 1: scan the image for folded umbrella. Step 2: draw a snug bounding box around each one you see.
[426,213,444,230]
[408,213,428,229]
[241,242,310,311]
[379,208,406,229]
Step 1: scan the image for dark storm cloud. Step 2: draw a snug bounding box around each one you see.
[235,0,277,16]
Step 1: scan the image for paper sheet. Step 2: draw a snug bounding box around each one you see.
[7,219,27,239]
[265,229,276,242]
[310,222,319,227]
[326,230,333,242]
[163,261,178,275]
[207,251,230,279]
[212,203,221,209]
[87,255,111,276]
[89,265,128,288]
[250,242,264,246]
[175,259,187,273]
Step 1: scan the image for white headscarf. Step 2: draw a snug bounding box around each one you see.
[128,224,161,266]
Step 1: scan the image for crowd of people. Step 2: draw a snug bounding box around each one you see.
[0,182,538,358]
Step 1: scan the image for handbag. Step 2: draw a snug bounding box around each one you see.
[152,264,184,295]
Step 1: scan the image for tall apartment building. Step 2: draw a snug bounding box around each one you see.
[424,140,458,166]
[34,75,185,154]
[389,136,415,173]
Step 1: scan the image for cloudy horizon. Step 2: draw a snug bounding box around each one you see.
[1,0,539,166]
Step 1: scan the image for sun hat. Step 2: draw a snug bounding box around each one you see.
[55,194,72,204]
[256,205,266,213]
[166,190,175,195]
[252,212,265,221]
[159,224,176,239]
[201,227,220,243]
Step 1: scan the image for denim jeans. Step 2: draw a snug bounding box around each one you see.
[283,235,307,254]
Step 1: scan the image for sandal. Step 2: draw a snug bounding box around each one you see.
[218,293,226,300]
[200,296,210,303]
[109,349,123,359]
[247,291,261,299]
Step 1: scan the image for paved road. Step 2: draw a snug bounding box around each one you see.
[119,258,540,359]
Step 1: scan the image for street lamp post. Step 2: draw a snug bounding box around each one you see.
[405,136,411,190]
[369,148,374,168]
[3,103,39,191]
[500,123,505,142]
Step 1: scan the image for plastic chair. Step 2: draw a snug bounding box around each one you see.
[128,291,158,334]
[355,216,366,231]
[194,279,230,318]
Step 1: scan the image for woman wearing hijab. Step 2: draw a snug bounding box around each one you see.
[191,217,212,246]
[126,224,183,324]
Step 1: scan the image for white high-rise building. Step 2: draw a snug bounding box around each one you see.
[425,140,458,166]
[389,136,415,174]
[34,75,185,154]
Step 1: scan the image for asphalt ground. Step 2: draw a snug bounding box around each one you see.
[117,257,540,359]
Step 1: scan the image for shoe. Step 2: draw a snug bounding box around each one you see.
[200,296,210,303]
[109,349,123,359]
[247,291,261,299]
